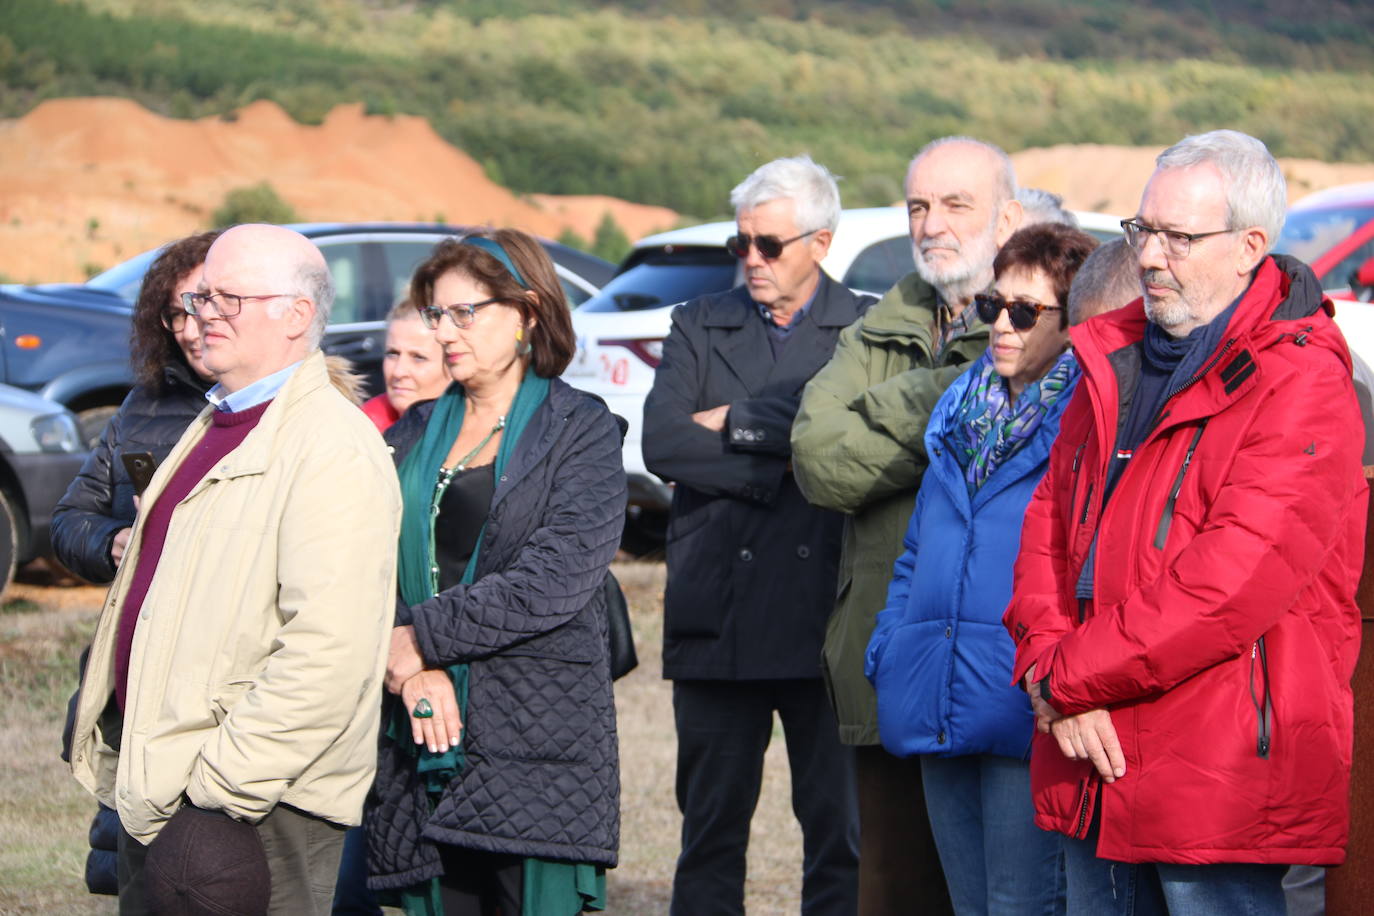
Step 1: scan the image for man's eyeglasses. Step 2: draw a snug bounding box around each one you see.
[1120,218,1237,260]
[418,297,506,330]
[160,309,187,332]
[181,291,291,319]
[974,293,1063,331]
[724,229,818,260]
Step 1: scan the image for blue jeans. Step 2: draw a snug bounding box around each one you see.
[920,754,1064,916]
[1061,812,1287,916]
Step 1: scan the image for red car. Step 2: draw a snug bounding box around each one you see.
[1276,182,1374,296]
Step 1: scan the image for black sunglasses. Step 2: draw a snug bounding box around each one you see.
[724,229,818,260]
[974,293,1063,331]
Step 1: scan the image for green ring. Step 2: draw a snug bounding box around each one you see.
[412,698,434,719]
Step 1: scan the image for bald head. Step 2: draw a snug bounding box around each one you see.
[198,225,334,392]
[904,136,1022,307]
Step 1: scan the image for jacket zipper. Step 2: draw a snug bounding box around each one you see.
[1250,637,1273,759]
[1074,774,1096,839]
[1152,420,1209,550]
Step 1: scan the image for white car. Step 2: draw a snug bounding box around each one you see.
[565,207,1121,551]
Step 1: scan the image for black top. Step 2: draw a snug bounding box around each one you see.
[434,463,495,590]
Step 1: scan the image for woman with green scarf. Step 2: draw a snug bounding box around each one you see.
[364,229,627,916]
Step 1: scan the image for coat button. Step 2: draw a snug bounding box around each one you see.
[738,548,753,562]
[945,626,952,638]
[934,447,942,457]
[796,545,810,559]
[937,730,946,744]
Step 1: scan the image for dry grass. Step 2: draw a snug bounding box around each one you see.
[0,562,803,914]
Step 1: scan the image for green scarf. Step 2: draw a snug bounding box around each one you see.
[390,369,604,916]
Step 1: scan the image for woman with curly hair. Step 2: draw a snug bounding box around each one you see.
[53,230,221,584]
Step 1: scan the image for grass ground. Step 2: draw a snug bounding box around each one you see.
[0,561,803,913]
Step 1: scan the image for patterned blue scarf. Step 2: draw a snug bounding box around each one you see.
[949,349,1079,496]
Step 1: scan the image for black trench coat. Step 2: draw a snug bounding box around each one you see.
[643,271,872,680]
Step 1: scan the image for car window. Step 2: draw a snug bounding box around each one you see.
[1323,238,1374,292]
[1276,205,1374,272]
[842,237,915,295]
[578,251,737,313]
[317,242,366,324]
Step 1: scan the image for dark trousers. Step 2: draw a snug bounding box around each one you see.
[117,803,346,916]
[437,845,524,916]
[854,745,953,916]
[671,678,859,916]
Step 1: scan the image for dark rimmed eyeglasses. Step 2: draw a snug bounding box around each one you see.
[181,290,291,319]
[974,293,1063,331]
[1119,218,1238,259]
[418,297,506,330]
[160,309,187,332]
[724,229,818,260]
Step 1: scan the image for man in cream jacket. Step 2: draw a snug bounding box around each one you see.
[70,224,402,913]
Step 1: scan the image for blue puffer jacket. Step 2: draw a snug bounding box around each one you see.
[864,355,1079,760]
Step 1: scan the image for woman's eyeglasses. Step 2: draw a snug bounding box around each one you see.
[974,293,1063,331]
[724,229,818,260]
[418,297,506,330]
[160,309,187,332]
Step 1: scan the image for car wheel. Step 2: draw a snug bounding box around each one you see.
[0,489,19,598]
[76,405,119,450]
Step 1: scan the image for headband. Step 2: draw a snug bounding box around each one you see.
[460,236,529,289]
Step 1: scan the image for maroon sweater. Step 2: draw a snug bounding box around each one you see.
[115,401,271,711]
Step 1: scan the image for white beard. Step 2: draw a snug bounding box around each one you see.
[913,215,999,303]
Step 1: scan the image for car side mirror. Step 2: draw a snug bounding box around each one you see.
[1353,256,1374,303]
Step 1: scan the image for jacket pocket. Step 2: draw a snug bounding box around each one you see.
[1153,421,1208,550]
[208,678,255,725]
[1249,637,1273,759]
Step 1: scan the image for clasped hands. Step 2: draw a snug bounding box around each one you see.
[1024,665,1126,784]
[387,625,462,755]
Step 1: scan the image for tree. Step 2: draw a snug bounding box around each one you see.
[211,182,299,228]
[591,212,631,264]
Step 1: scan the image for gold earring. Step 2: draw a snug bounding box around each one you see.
[515,327,524,341]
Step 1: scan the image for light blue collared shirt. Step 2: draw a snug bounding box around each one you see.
[205,361,302,413]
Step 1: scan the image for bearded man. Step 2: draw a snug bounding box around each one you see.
[792,136,1022,915]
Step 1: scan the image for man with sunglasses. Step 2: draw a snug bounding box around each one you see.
[70,224,402,913]
[791,136,1021,915]
[1005,130,1365,914]
[642,155,868,916]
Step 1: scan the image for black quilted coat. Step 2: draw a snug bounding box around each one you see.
[51,364,210,583]
[366,378,627,889]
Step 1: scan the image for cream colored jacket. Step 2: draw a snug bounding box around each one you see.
[70,351,401,844]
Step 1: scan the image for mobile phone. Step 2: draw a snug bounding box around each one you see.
[121,451,158,496]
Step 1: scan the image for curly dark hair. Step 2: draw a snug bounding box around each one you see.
[409,228,575,378]
[993,223,1100,329]
[130,231,221,391]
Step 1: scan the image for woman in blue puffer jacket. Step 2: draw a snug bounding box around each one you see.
[865,223,1099,916]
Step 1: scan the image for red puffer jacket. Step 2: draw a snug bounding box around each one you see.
[1004,255,1367,866]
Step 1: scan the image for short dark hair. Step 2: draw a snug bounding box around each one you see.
[409,228,575,378]
[1068,239,1140,326]
[993,223,1100,328]
[131,231,221,391]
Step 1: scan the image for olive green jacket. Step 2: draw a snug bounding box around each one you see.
[791,271,989,745]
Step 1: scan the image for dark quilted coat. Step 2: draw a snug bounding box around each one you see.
[52,364,210,584]
[365,378,627,889]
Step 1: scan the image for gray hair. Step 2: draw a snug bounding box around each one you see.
[1068,239,1140,326]
[296,262,334,349]
[1155,130,1286,252]
[730,154,841,234]
[907,136,1018,206]
[1018,188,1078,228]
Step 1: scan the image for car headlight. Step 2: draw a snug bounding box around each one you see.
[32,412,82,453]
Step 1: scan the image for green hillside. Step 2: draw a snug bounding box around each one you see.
[4,0,1372,220]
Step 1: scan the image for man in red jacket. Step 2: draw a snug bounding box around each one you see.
[1004,129,1368,914]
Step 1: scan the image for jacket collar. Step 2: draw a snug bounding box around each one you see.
[1071,255,1345,436]
[856,271,941,344]
[701,269,861,329]
[187,350,332,484]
